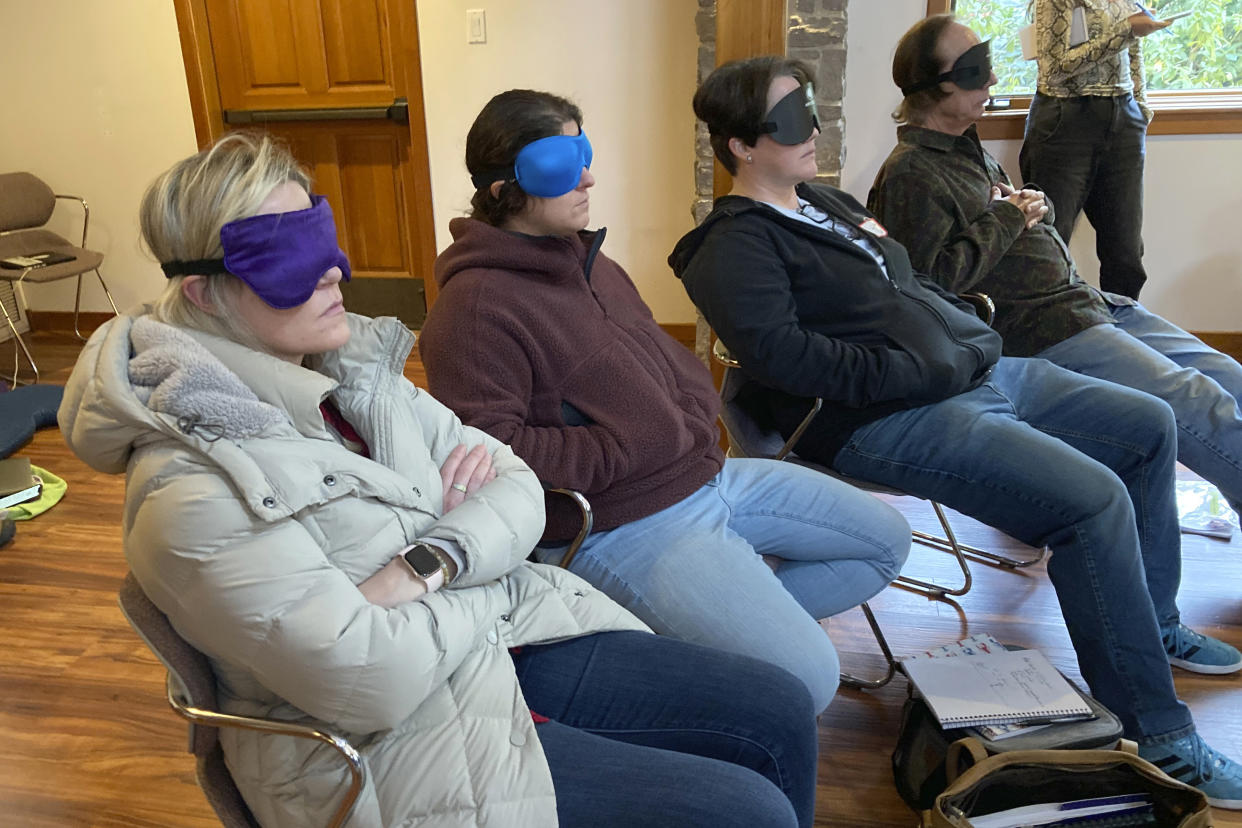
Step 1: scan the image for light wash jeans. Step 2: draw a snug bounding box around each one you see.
[516,630,817,828]
[827,357,1194,744]
[534,457,911,713]
[1038,298,1242,512]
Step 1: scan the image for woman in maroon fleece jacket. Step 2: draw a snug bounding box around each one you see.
[419,89,910,714]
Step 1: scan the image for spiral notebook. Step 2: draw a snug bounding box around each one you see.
[902,648,1092,728]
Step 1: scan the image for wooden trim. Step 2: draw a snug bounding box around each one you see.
[712,0,788,199]
[27,310,114,335]
[394,0,439,310]
[926,0,1242,136]
[172,0,225,149]
[1190,332,1242,364]
[660,323,698,353]
[977,98,1242,141]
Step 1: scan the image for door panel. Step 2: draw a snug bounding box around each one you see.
[320,0,390,88]
[337,135,408,273]
[183,0,434,325]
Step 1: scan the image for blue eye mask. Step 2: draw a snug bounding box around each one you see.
[160,195,351,310]
[759,82,821,145]
[471,131,593,198]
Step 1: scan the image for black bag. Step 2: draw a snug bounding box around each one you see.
[893,678,1124,812]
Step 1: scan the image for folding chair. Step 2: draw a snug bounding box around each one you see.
[0,172,119,384]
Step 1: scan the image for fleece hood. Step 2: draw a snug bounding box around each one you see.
[434,217,607,291]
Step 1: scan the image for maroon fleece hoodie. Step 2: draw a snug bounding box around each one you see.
[420,217,724,542]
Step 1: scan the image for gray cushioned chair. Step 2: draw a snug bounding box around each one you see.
[0,172,119,384]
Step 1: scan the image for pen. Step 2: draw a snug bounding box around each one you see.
[1012,712,1097,726]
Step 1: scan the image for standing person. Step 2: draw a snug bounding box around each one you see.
[59,132,822,828]
[670,55,1242,809]
[1019,0,1171,299]
[870,14,1242,521]
[418,89,911,718]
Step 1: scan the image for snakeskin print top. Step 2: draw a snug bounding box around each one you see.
[1034,0,1148,113]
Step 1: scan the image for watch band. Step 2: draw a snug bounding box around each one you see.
[423,543,455,584]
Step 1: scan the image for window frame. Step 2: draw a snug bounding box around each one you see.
[927,0,1242,137]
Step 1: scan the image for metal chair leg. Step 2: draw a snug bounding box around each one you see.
[838,602,898,690]
[894,501,974,599]
[71,268,119,341]
[0,289,38,386]
[913,502,1047,570]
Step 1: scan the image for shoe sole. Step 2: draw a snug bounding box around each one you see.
[1208,794,1242,810]
[1169,656,1242,675]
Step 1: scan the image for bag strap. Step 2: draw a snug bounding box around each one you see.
[944,737,990,785]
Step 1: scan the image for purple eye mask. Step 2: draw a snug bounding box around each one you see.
[160,194,351,309]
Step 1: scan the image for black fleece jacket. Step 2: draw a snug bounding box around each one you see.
[668,182,1002,462]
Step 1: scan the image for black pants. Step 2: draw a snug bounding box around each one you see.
[1019,92,1149,299]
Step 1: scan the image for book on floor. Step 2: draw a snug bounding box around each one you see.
[0,457,41,510]
[902,647,1093,729]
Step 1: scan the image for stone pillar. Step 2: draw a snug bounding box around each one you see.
[787,0,847,186]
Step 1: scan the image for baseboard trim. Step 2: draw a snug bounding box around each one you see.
[28,310,115,335]
[26,312,1242,366]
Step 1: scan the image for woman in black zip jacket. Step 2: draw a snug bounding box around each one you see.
[669,56,1242,800]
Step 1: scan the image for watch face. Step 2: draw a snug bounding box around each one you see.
[403,544,442,579]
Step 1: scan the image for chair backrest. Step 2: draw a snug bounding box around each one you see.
[118,572,260,828]
[0,173,56,232]
[718,365,788,460]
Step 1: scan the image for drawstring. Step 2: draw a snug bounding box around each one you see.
[175,415,225,443]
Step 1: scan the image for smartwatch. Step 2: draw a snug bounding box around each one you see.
[399,542,448,593]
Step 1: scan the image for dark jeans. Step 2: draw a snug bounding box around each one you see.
[513,630,818,828]
[813,358,1194,744]
[1020,92,1149,299]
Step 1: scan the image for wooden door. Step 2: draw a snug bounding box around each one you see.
[173,0,437,326]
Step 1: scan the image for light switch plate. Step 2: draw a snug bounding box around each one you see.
[466,9,486,44]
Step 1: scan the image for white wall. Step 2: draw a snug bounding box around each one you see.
[0,0,198,314]
[844,3,1242,332]
[416,0,700,323]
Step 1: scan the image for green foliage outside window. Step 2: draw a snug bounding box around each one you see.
[953,0,1242,95]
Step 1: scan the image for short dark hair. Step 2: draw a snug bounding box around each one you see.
[465,89,583,226]
[891,13,957,123]
[693,56,816,175]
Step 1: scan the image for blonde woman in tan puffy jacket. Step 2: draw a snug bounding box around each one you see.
[59,133,818,828]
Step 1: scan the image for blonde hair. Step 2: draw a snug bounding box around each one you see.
[141,132,311,345]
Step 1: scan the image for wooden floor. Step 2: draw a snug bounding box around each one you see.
[3,329,1241,827]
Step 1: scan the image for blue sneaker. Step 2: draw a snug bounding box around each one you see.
[1140,734,1242,810]
[1161,623,1242,674]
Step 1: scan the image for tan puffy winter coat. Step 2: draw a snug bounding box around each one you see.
[60,310,648,827]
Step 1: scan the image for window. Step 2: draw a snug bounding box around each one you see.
[927,0,1242,136]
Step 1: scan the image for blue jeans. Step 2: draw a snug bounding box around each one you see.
[1038,299,1242,513]
[534,458,910,713]
[826,357,1193,744]
[1020,93,1148,298]
[514,630,817,828]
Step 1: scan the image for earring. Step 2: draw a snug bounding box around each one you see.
[746,154,753,163]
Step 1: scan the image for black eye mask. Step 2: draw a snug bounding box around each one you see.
[901,40,992,96]
[758,82,821,145]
